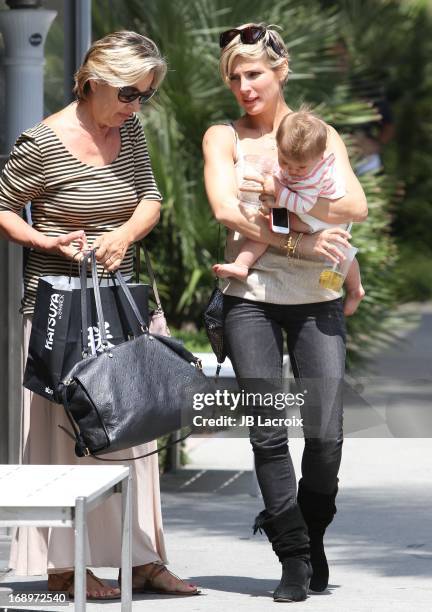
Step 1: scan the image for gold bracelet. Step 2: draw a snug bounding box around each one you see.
[295,232,304,258]
[285,235,294,257]
[279,235,291,254]
[292,232,304,258]
[280,234,300,258]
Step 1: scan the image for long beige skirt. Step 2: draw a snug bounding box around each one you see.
[9,316,168,575]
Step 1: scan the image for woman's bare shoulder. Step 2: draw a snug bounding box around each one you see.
[203,123,234,141]
[325,124,350,160]
[326,124,344,146]
[203,124,237,158]
[42,105,75,130]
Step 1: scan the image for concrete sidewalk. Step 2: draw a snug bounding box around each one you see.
[163,437,432,612]
[1,438,431,612]
[1,304,431,611]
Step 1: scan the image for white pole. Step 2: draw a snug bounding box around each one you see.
[0,5,57,463]
[0,7,57,148]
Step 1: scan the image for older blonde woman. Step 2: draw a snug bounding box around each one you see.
[203,24,367,602]
[0,31,198,599]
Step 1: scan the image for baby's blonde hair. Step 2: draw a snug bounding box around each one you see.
[219,24,289,86]
[74,31,167,100]
[276,107,328,162]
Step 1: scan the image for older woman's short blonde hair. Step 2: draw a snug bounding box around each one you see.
[73,31,167,100]
[219,24,289,86]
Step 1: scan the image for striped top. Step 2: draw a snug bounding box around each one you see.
[275,153,345,211]
[275,153,346,233]
[0,114,161,314]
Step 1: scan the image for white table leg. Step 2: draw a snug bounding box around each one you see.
[74,496,86,612]
[121,470,132,612]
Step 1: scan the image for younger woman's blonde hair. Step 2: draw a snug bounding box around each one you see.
[276,107,328,162]
[73,31,167,100]
[219,24,289,86]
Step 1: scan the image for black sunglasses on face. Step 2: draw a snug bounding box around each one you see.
[117,86,156,104]
[219,25,285,57]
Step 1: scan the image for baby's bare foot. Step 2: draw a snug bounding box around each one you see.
[212,263,249,280]
[344,285,365,316]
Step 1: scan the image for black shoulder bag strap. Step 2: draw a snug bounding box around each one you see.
[135,242,164,313]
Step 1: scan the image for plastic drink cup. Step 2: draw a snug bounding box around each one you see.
[319,245,358,291]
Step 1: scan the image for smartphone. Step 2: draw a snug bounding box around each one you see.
[270,208,290,234]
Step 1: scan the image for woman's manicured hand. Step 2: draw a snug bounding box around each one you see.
[93,227,131,271]
[238,172,265,194]
[239,174,277,207]
[263,174,281,199]
[44,230,87,261]
[308,227,352,264]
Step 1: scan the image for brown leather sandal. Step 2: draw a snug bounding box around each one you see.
[48,569,121,601]
[119,564,200,596]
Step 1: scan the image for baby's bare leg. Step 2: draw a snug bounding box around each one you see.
[213,240,268,280]
[343,258,365,316]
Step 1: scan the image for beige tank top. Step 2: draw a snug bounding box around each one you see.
[221,125,342,305]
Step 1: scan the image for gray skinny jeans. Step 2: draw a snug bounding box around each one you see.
[223,295,346,516]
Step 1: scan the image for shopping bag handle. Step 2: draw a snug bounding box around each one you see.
[112,269,148,333]
[80,250,149,356]
[80,250,110,356]
[111,267,200,365]
[79,252,91,356]
[80,251,201,368]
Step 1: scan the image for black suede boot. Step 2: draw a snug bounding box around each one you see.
[297,479,338,592]
[253,505,312,602]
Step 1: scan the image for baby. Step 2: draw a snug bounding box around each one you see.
[213,109,365,316]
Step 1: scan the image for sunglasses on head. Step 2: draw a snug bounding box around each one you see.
[117,86,156,104]
[219,25,285,57]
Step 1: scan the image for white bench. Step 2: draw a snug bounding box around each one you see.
[0,464,132,611]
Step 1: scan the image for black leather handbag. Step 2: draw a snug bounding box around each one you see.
[60,250,212,458]
[203,285,226,373]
